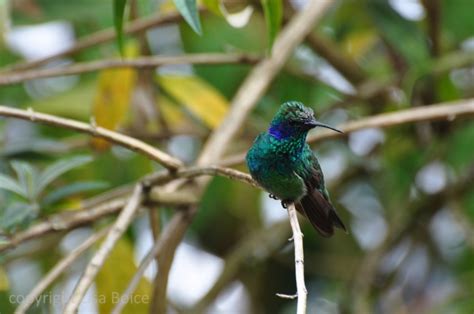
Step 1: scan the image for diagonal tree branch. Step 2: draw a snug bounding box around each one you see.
[0,106,183,170]
[0,53,259,86]
[14,227,111,314]
[63,185,143,313]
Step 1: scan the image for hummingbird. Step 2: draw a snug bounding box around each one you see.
[246,101,347,237]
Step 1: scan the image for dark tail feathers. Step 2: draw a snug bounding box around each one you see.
[296,190,347,237]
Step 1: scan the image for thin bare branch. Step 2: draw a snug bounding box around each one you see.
[0,106,183,170]
[0,53,259,86]
[14,227,110,314]
[307,98,474,143]
[285,203,307,314]
[144,165,258,188]
[3,10,199,72]
[64,185,143,313]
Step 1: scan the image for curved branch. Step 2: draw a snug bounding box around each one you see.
[0,53,259,86]
[0,106,183,170]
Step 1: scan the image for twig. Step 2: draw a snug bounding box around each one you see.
[2,10,198,72]
[143,165,258,188]
[421,0,441,57]
[64,185,143,313]
[307,98,474,143]
[14,227,110,314]
[0,53,259,86]
[0,106,183,170]
[280,203,307,314]
[110,209,186,314]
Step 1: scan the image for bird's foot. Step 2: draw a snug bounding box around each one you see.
[269,194,278,200]
[281,201,288,209]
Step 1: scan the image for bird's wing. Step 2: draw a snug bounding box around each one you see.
[295,147,347,237]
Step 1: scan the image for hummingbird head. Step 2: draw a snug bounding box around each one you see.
[269,101,342,140]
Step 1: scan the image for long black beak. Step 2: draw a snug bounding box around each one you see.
[307,119,343,133]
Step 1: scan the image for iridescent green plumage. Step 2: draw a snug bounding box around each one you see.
[246,101,346,237]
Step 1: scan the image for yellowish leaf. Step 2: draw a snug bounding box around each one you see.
[0,266,9,291]
[343,30,377,60]
[158,95,184,126]
[157,75,228,128]
[91,43,138,150]
[96,238,151,313]
[201,0,221,16]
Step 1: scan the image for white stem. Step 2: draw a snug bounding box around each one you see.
[287,203,307,314]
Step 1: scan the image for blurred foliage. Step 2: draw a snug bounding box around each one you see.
[1,0,474,313]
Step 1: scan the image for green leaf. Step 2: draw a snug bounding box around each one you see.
[0,173,26,197]
[37,155,93,195]
[42,181,109,206]
[113,0,128,56]
[173,0,202,35]
[261,0,282,49]
[0,202,37,232]
[11,161,38,201]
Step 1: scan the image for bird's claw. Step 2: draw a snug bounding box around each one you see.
[281,201,288,209]
[269,194,278,200]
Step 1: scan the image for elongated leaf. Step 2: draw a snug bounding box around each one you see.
[261,0,282,49]
[92,42,138,150]
[157,75,229,128]
[0,202,37,232]
[113,0,128,55]
[42,181,109,206]
[173,0,202,35]
[38,155,93,194]
[0,173,26,197]
[11,161,38,201]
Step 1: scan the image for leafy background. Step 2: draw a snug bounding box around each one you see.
[1,0,474,313]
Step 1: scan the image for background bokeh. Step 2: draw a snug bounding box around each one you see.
[1,0,474,313]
